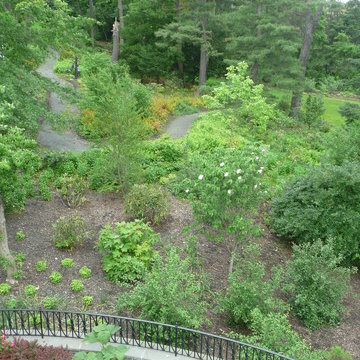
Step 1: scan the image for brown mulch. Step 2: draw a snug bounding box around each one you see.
[2,191,360,358]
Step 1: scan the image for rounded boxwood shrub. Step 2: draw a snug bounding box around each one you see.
[124,184,169,225]
[270,162,360,265]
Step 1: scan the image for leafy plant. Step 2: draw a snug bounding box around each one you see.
[339,102,360,124]
[14,270,23,280]
[79,266,92,279]
[326,346,353,360]
[24,284,38,297]
[282,240,354,329]
[36,260,47,272]
[71,279,84,292]
[118,249,209,329]
[52,215,87,249]
[0,283,11,295]
[54,173,88,208]
[98,220,158,283]
[271,162,360,265]
[124,183,169,225]
[220,243,284,325]
[82,296,94,308]
[42,296,60,310]
[49,271,63,285]
[61,258,74,268]
[73,324,128,360]
[15,231,25,241]
[299,95,325,128]
[14,252,26,267]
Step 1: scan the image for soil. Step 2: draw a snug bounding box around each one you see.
[2,192,360,358]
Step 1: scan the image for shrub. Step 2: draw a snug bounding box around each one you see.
[38,169,54,201]
[61,258,74,268]
[0,283,11,295]
[220,244,283,325]
[270,162,360,265]
[54,173,88,208]
[79,266,91,279]
[49,271,63,284]
[82,296,94,307]
[118,249,208,329]
[124,184,169,225]
[52,215,86,249]
[71,279,84,292]
[0,336,72,360]
[14,270,23,280]
[299,95,325,128]
[24,284,38,297]
[282,240,353,329]
[98,220,158,283]
[339,102,360,125]
[16,231,25,241]
[36,260,47,272]
[42,296,60,310]
[326,346,353,360]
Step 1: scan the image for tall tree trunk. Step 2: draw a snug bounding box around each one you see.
[89,0,95,48]
[290,4,323,117]
[111,18,120,62]
[199,16,208,87]
[0,197,16,284]
[176,0,184,83]
[251,3,262,84]
[118,0,124,52]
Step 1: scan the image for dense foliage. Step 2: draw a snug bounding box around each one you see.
[98,220,158,283]
[271,163,360,265]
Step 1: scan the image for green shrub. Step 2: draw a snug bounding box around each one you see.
[79,266,91,279]
[24,284,37,297]
[38,169,54,201]
[0,283,11,295]
[71,279,84,292]
[339,102,360,124]
[52,215,86,249]
[220,244,283,325]
[16,231,25,241]
[282,240,353,329]
[299,95,325,128]
[326,346,353,360]
[14,270,23,280]
[49,271,63,284]
[124,184,169,225]
[54,174,88,208]
[98,220,158,283]
[42,296,60,310]
[82,296,93,307]
[36,260,47,272]
[270,162,360,265]
[118,249,208,329]
[61,258,74,268]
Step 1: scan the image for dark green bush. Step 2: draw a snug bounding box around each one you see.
[124,184,169,225]
[270,162,360,265]
[299,95,325,128]
[98,220,158,283]
[282,240,353,329]
[339,102,360,124]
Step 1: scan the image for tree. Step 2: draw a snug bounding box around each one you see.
[290,1,324,117]
[118,0,124,52]
[111,17,120,62]
[89,0,95,48]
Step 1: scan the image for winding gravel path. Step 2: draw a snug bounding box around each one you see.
[36,51,90,152]
[165,113,200,139]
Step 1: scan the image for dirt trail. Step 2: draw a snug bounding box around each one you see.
[36,51,89,152]
[166,113,201,138]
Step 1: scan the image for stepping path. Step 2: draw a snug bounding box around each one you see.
[36,50,90,152]
[165,113,201,139]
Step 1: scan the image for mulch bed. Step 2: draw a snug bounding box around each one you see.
[2,191,359,358]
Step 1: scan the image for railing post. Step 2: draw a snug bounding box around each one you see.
[175,323,178,357]
[39,308,43,339]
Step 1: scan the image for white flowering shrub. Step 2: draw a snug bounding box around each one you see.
[174,146,267,274]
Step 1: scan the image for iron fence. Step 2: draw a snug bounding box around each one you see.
[0,309,295,360]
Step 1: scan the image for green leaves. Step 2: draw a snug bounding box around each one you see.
[98,220,158,283]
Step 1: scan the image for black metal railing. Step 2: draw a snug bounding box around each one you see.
[0,309,295,360]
